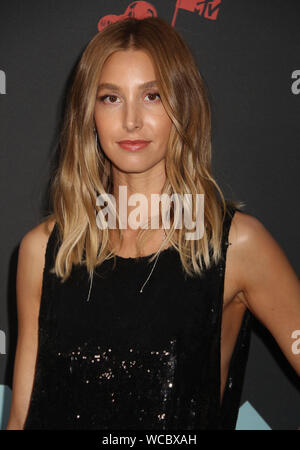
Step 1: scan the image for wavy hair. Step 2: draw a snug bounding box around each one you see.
[44,16,242,283]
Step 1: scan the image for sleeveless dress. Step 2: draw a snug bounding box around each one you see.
[23,206,252,430]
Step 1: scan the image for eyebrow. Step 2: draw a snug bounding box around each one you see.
[97,80,158,92]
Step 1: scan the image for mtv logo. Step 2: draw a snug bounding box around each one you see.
[176,0,222,20]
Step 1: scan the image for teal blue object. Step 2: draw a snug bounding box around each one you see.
[236,401,271,430]
[0,385,12,430]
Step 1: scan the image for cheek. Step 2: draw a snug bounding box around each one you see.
[95,110,110,129]
[150,112,171,133]
[157,118,172,143]
[95,113,118,144]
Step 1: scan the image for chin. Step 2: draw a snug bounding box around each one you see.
[111,159,157,174]
[114,164,151,174]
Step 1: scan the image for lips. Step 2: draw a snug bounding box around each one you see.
[118,140,151,151]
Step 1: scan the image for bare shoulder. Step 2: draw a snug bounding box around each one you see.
[227,209,298,307]
[229,209,286,264]
[228,210,269,246]
[225,210,277,307]
[19,218,56,258]
[17,218,56,305]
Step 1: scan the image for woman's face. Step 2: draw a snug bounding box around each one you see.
[94,49,172,175]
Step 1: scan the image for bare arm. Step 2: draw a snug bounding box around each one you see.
[6,219,55,429]
[230,211,300,376]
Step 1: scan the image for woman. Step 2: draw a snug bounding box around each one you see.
[6,17,300,430]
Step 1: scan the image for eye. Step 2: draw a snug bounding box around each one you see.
[145,92,161,102]
[98,94,119,104]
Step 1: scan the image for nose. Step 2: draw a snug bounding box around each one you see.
[123,99,142,131]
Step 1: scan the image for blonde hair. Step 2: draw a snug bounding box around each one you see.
[44,16,242,283]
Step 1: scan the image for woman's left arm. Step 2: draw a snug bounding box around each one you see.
[231,211,300,376]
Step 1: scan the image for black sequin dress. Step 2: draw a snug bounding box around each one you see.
[23,206,252,430]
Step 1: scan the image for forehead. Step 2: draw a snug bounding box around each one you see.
[98,49,156,83]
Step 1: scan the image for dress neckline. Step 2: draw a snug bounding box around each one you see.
[113,244,174,262]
